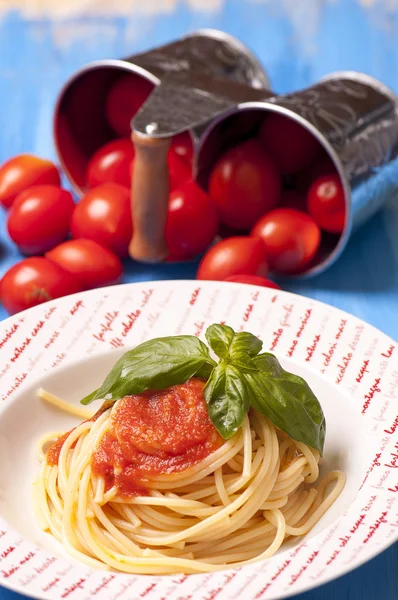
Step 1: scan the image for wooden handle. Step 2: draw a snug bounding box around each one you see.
[129,131,171,263]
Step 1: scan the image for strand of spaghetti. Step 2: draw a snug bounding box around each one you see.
[37,388,93,419]
[283,472,346,536]
[215,467,230,506]
[229,509,287,567]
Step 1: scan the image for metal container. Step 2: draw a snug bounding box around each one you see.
[195,71,398,277]
[53,29,269,194]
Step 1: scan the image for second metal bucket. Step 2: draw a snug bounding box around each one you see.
[195,71,398,277]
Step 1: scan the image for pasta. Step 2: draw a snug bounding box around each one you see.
[34,386,345,575]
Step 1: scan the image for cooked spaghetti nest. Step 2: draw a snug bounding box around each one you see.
[33,390,345,575]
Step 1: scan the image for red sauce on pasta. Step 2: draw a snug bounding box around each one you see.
[47,378,222,498]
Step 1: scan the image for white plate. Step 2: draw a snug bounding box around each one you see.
[0,280,397,600]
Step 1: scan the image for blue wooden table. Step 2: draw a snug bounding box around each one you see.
[1,1,398,598]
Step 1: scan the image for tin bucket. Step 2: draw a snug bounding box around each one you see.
[195,71,398,277]
[53,29,269,194]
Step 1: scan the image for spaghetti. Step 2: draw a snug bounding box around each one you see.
[34,380,345,575]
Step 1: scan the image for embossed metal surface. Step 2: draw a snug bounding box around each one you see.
[129,30,269,90]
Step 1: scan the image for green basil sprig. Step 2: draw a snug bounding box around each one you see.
[81,324,325,453]
[81,336,215,405]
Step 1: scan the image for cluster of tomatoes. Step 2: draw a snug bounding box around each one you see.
[0,73,346,315]
[196,113,346,283]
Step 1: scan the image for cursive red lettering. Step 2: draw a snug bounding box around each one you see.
[362,378,381,414]
[305,335,321,362]
[92,311,119,342]
[270,328,283,351]
[336,353,353,384]
[189,288,201,306]
[363,511,388,542]
[296,309,312,338]
[287,339,298,357]
[0,323,19,349]
[335,319,347,340]
[356,359,370,383]
[121,310,141,337]
[70,300,83,315]
[381,345,395,359]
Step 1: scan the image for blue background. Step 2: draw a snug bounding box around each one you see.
[0,0,398,598]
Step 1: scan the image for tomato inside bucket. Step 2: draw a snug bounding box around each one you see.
[195,107,347,277]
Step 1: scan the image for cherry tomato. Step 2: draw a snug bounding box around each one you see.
[307,174,346,233]
[170,132,193,165]
[251,208,321,274]
[0,155,60,209]
[86,139,135,189]
[46,239,123,290]
[259,113,320,174]
[224,274,281,289]
[168,152,192,191]
[197,237,268,281]
[166,180,218,260]
[280,189,306,211]
[295,152,337,192]
[209,139,281,230]
[71,183,132,257]
[7,185,74,255]
[106,74,155,137]
[0,257,82,315]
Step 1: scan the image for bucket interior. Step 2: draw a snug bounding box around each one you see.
[54,66,156,193]
[195,106,348,278]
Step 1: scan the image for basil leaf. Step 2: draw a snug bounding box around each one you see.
[230,331,263,358]
[204,363,250,439]
[229,352,259,372]
[81,335,214,405]
[250,353,326,454]
[205,324,235,359]
[81,389,98,405]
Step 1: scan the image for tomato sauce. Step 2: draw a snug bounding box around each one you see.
[46,401,113,466]
[46,431,72,465]
[91,378,223,497]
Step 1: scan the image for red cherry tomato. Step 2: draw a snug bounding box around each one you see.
[224,274,280,289]
[0,257,82,315]
[295,152,337,192]
[7,185,74,255]
[86,139,135,189]
[307,174,346,233]
[197,237,268,281]
[71,183,132,258]
[251,208,321,274]
[209,139,281,230]
[280,189,306,211]
[170,132,193,165]
[259,113,320,175]
[0,155,60,209]
[106,74,155,137]
[166,180,218,260]
[168,152,192,191]
[46,239,123,290]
